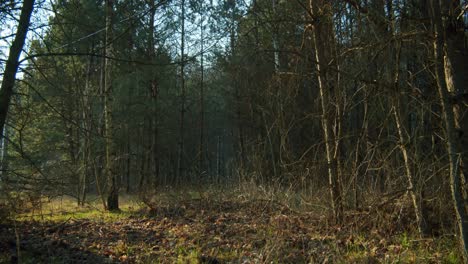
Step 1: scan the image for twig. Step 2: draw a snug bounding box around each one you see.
[13,218,20,263]
[373,189,408,209]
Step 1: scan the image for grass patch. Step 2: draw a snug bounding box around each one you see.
[18,209,134,222]
[14,194,143,223]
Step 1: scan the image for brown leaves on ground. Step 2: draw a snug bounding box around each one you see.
[0,199,458,263]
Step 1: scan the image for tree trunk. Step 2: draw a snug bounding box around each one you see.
[391,35,427,236]
[0,123,8,181]
[309,0,343,224]
[125,128,131,193]
[177,0,186,183]
[78,53,94,206]
[199,3,205,180]
[0,0,35,137]
[217,135,221,184]
[271,0,280,72]
[441,0,468,205]
[229,1,246,174]
[105,0,119,211]
[147,0,160,189]
[430,1,467,260]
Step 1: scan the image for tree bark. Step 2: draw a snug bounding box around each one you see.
[390,27,427,236]
[177,0,186,184]
[0,123,8,181]
[104,0,119,211]
[78,53,94,206]
[430,1,467,260]
[271,0,280,72]
[147,0,160,189]
[309,0,343,224]
[442,0,468,205]
[199,2,205,180]
[125,127,131,193]
[229,1,246,174]
[0,0,35,137]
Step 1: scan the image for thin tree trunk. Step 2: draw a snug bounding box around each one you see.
[271,0,280,72]
[217,135,221,183]
[391,37,427,235]
[442,0,468,208]
[177,0,186,183]
[309,0,343,224]
[94,56,107,210]
[147,0,160,189]
[0,123,8,181]
[145,120,152,187]
[104,0,119,211]
[126,128,131,193]
[393,105,427,235]
[199,4,205,179]
[229,1,246,173]
[124,58,133,193]
[79,53,94,206]
[0,0,35,137]
[138,126,147,191]
[94,156,107,210]
[431,1,467,260]
[262,111,277,179]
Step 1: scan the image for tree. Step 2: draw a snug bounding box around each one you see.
[308,0,343,223]
[198,0,206,178]
[105,0,119,211]
[430,0,468,260]
[0,0,35,143]
[177,0,186,184]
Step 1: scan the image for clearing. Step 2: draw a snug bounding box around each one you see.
[0,192,460,263]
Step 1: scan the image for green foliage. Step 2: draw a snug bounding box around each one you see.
[400,232,411,249]
[445,251,460,264]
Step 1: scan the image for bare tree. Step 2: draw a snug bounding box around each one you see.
[430,0,467,260]
[309,0,343,223]
[177,0,186,184]
[104,0,119,211]
[0,0,35,139]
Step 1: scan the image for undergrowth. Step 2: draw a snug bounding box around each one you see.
[0,186,462,263]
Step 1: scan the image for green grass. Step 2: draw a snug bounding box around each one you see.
[339,231,462,264]
[14,194,144,223]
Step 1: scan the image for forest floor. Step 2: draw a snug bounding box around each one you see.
[0,191,461,263]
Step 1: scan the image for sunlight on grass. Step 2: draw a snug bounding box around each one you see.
[15,195,144,222]
[342,233,461,264]
[176,247,200,264]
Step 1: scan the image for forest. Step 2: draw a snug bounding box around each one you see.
[0,0,467,263]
